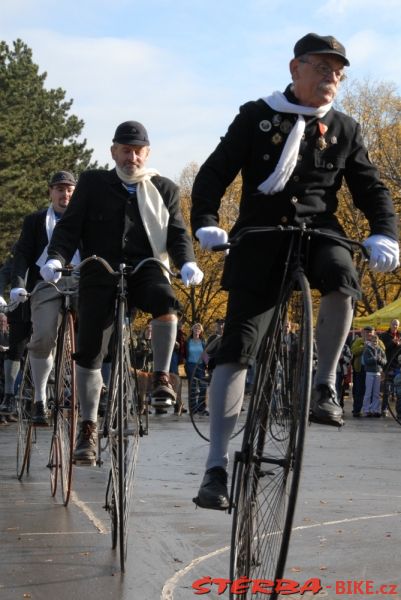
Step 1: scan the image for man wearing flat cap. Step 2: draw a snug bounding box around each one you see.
[191,33,399,510]
[0,171,78,424]
[41,121,203,462]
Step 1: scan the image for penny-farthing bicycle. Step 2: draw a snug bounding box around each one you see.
[211,226,367,600]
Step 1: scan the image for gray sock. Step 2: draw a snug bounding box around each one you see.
[314,291,353,389]
[76,365,103,422]
[4,359,21,395]
[29,355,53,405]
[206,363,248,471]
[151,319,177,372]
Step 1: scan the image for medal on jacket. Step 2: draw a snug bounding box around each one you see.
[317,121,328,150]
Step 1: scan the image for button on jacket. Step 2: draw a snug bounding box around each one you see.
[191,86,398,291]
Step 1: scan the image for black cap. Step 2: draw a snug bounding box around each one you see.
[113,121,150,146]
[294,33,350,66]
[363,326,374,331]
[49,171,76,186]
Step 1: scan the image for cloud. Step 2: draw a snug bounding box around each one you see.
[3,29,232,179]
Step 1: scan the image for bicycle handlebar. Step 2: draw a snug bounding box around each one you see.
[64,255,181,279]
[211,225,370,259]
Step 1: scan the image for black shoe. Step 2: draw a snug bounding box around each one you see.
[0,393,16,415]
[310,384,343,427]
[32,402,49,426]
[151,371,176,408]
[0,415,8,425]
[155,408,168,415]
[352,412,362,418]
[73,420,97,463]
[6,414,18,423]
[193,467,229,510]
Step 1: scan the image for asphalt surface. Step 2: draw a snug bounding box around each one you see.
[1,392,401,600]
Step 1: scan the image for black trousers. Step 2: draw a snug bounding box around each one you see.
[74,263,179,369]
[217,238,360,366]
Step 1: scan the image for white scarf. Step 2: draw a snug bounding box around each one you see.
[36,206,81,268]
[115,166,170,277]
[258,91,333,195]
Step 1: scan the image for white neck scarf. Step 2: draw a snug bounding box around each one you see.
[116,166,171,276]
[258,91,333,195]
[36,206,80,268]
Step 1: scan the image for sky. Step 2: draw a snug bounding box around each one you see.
[1,0,401,181]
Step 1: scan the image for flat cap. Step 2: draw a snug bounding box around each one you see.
[294,33,350,66]
[113,121,150,146]
[49,171,76,186]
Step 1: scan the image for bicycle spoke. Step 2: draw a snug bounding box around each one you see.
[16,358,34,479]
[56,312,77,506]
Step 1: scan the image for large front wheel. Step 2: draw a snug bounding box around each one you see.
[16,358,34,480]
[108,302,141,572]
[55,311,77,506]
[230,271,313,599]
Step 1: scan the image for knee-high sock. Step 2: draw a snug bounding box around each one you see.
[151,319,177,373]
[314,291,353,389]
[206,363,248,471]
[76,364,103,422]
[4,359,21,395]
[29,355,54,405]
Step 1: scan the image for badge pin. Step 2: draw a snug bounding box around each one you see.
[272,114,282,127]
[259,120,272,132]
[280,120,292,134]
[331,136,337,145]
[317,136,327,151]
[271,133,283,145]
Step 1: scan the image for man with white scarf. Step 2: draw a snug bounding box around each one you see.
[3,171,78,425]
[41,121,203,463]
[191,33,399,510]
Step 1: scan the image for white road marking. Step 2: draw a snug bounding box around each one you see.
[70,490,109,534]
[161,511,401,600]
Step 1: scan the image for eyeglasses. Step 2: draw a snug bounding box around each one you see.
[298,58,346,82]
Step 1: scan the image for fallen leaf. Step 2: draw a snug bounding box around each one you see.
[291,567,302,572]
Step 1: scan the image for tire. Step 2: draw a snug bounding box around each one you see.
[16,358,34,480]
[189,337,249,442]
[109,301,140,572]
[55,312,77,506]
[48,435,60,497]
[230,271,313,599]
[383,349,401,426]
[105,470,118,549]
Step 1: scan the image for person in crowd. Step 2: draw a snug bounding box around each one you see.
[335,341,352,407]
[0,245,28,420]
[186,322,207,414]
[0,313,10,425]
[362,334,387,417]
[135,320,153,372]
[2,171,79,426]
[379,319,401,416]
[191,33,399,509]
[40,121,203,463]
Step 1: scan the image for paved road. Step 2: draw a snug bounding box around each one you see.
[1,395,401,600]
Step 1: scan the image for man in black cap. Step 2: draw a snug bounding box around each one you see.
[40,121,203,463]
[191,33,399,509]
[0,171,78,424]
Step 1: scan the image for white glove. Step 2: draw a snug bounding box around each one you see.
[40,259,62,283]
[0,296,6,307]
[10,287,29,304]
[196,226,228,250]
[180,262,204,287]
[363,235,400,272]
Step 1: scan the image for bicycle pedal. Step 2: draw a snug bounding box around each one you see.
[73,458,97,466]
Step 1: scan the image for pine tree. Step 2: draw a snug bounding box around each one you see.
[0,39,99,260]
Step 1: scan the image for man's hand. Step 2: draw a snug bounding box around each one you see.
[196,226,228,250]
[363,235,400,272]
[180,262,204,287]
[10,287,29,304]
[40,259,63,283]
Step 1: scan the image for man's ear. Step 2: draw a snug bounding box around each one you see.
[110,144,116,160]
[289,58,300,81]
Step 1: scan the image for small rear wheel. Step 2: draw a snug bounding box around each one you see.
[16,358,34,479]
[48,435,60,497]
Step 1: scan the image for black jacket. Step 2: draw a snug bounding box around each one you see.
[191,87,398,290]
[47,169,195,274]
[11,209,48,291]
